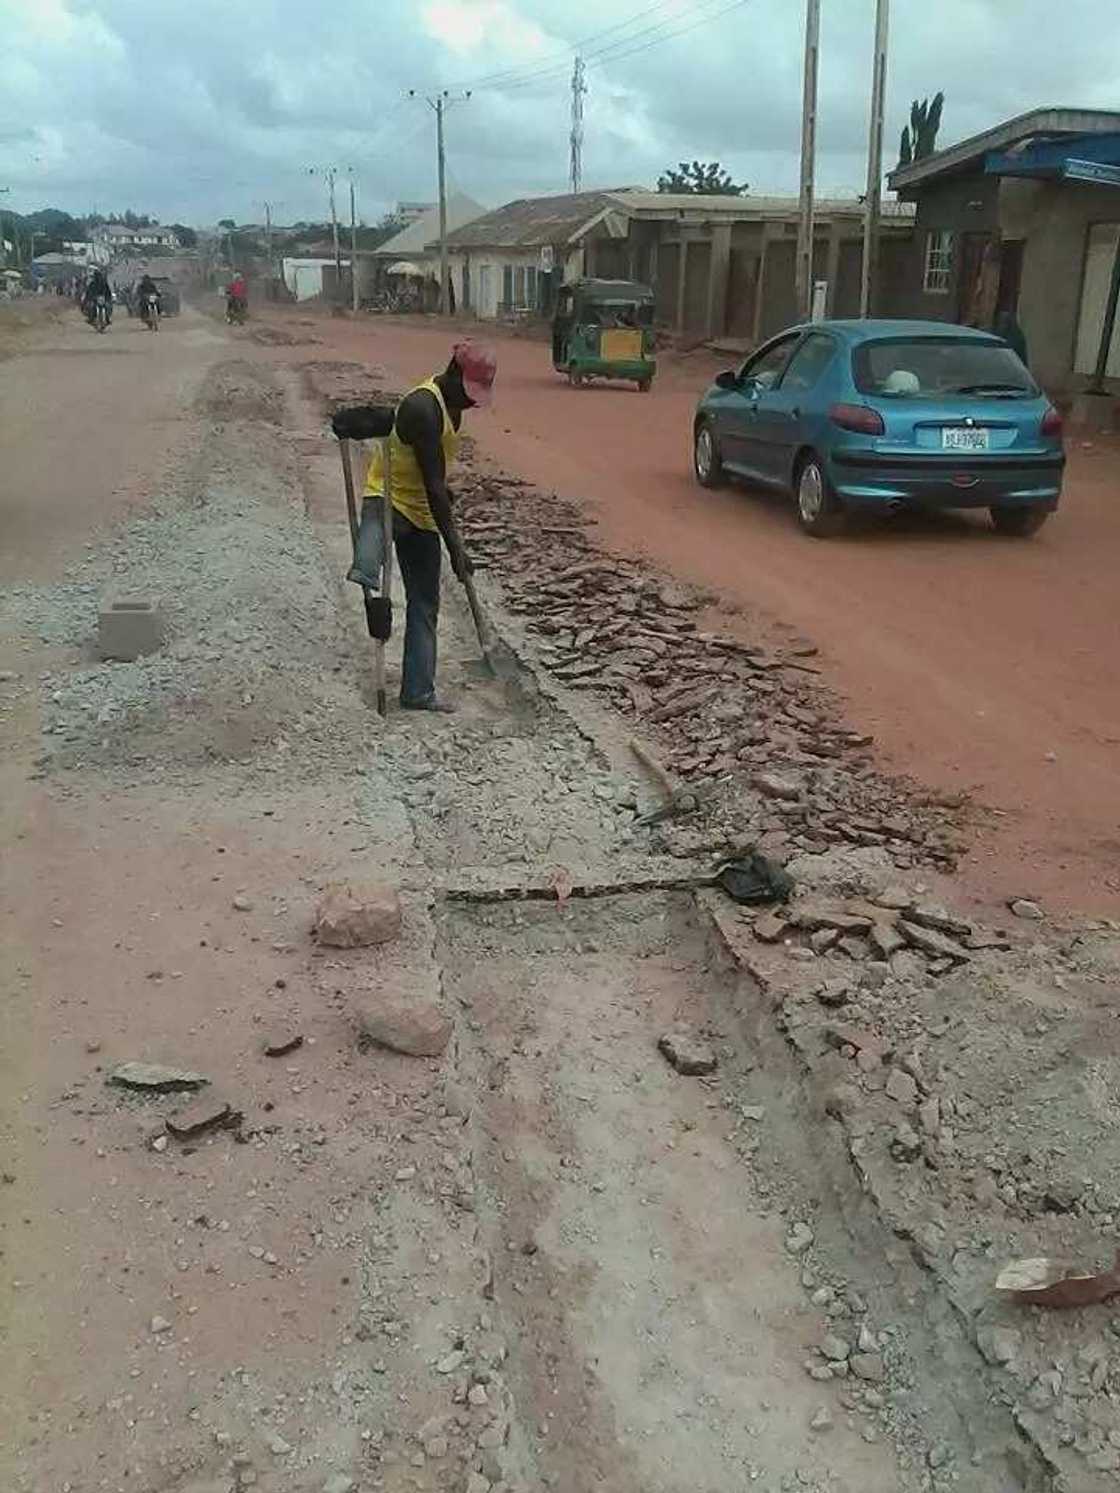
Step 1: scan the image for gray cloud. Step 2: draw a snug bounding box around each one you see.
[1,0,1118,225]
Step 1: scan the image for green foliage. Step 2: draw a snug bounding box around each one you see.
[899,92,945,167]
[657,161,748,196]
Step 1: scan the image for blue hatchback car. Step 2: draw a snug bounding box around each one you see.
[693,319,1065,538]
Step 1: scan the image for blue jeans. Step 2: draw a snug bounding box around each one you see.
[349,499,441,707]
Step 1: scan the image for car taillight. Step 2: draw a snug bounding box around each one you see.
[1041,406,1063,439]
[829,402,885,436]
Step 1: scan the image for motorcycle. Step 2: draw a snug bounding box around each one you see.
[141,293,160,331]
[225,295,247,326]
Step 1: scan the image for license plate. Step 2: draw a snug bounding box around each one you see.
[942,426,989,451]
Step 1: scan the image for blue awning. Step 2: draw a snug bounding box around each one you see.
[986,131,1120,186]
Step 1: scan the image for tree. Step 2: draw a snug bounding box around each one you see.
[218,218,236,231]
[899,92,944,167]
[657,161,748,196]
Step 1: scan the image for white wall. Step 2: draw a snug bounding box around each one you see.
[454,247,586,318]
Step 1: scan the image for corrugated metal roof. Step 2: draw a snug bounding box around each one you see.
[372,194,486,258]
[444,189,636,249]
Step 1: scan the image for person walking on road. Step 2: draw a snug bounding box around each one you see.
[331,340,497,712]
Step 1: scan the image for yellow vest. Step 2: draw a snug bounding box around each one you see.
[364,377,459,532]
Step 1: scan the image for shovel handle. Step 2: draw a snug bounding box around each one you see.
[462,573,492,649]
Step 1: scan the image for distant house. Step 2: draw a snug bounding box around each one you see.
[888,106,1120,393]
[354,193,484,306]
[281,256,350,301]
[93,222,179,252]
[441,187,914,340]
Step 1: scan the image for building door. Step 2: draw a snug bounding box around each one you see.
[1074,223,1120,377]
[996,239,1025,317]
[957,232,993,324]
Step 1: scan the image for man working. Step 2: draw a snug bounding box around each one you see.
[331,340,497,712]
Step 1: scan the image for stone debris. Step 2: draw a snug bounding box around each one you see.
[897,920,970,963]
[321,1477,355,1493]
[314,880,402,948]
[884,1068,918,1108]
[109,1062,208,1092]
[357,997,453,1057]
[819,1333,850,1362]
[166,1095,238,1139]
[785,1221,815,1256]
[1010,897,1044,920]
[267,1435,292,1456]
[977,1324,1022,1367]
[149,1315,172,1334]
[809,1406,833,1432]
[888,1122,922,1163]
[850,1352,885,1382]
[657,1026,718,1076]
[263,1032,303,1057]
[231,892,254,912]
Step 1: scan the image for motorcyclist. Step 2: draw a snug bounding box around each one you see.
[226,272,247,319]
[83,266,113,323]
[137,272,160,319]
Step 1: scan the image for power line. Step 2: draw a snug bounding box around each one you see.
[445,0,687,92]
[467,0,755,97]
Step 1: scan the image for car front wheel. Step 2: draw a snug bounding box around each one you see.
[694,421,724,488]
[990,505,1050,537]
[795,455,845,538]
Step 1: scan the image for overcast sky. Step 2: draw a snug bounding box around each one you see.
[2,0,1119,227]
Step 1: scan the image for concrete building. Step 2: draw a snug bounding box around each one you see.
[441,188,914,341]
[441,190,630,320]
[888,106,1120,395]
[93,223,179,253]
[355,194,484,307]
[281,256,350,301]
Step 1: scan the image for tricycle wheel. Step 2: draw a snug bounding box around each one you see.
[638,378,652,393]
[990,505,1049,537]
[567,367,584,387]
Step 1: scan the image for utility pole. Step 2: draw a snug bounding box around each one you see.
[570,56,587,194]
[410,89,471,316]
[256,200,283,285]
[349,170,359,314]
[309,167,342,303]
[436,95,449,315]
[796,0,821,320]
[860,0,890,317]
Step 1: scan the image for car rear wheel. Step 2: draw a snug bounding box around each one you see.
[694,421,724,489]
[990,505,1050,537]
[795,455,845,538]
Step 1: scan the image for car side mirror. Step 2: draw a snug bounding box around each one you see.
[715,369,740,391]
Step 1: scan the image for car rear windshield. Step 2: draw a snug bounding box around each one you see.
[853,337,1038,399]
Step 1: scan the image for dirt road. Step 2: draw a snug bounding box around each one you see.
[4,298,1118,1493]
[268,315,1120,920]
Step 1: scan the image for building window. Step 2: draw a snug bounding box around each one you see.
[923,230,954,293]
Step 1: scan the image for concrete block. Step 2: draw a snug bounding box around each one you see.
[98,598,164,661]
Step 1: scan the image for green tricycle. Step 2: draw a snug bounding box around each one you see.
[552,278,657,392]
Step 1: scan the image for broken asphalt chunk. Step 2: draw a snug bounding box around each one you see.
[108,1062,208,1093]
[897,920,971,962]
[716,851,793,906]
[166,1096,240,1139]
[658,1026,718,1076]
[263,1032,304,1058]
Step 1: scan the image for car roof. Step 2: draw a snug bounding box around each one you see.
[789,318,1003,345]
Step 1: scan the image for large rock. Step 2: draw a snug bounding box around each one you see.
[658,1026,718,1076]
[314,881,402,948]
[357,997,452,1057]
